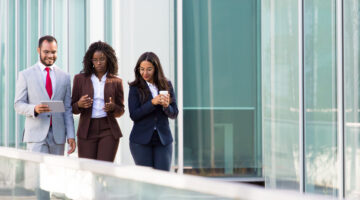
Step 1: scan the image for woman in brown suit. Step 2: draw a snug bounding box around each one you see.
[71,41,124,162]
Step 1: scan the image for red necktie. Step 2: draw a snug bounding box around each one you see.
[45,68,53,98]
[45,67,52,126]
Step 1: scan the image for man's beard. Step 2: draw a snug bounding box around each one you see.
[40,56,55,67]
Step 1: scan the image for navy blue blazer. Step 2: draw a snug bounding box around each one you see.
[128,81,178,145]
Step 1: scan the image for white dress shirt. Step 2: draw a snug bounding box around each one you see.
[39,62,56,94]
[146,81,158,130]
[146,81,159,98]
[91,73,107,118]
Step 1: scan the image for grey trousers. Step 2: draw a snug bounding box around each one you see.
[26,127,65,200]
[26,126,65,155]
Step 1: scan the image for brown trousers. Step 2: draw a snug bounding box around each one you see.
[78,117,119,162]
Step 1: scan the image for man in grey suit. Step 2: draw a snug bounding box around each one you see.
[14,35,76,155]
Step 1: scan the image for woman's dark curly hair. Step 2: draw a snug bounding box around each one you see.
[82,41,118,76]
[129,52,170,103]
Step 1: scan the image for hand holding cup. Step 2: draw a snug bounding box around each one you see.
[159,90,169,108]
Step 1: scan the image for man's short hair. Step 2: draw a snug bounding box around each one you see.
[38,35,57,48]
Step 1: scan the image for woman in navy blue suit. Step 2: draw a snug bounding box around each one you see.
[128,52,178,171]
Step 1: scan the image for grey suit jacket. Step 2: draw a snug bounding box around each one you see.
[14,63,75,144]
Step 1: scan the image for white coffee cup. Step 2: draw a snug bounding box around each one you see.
[159,90,168,95]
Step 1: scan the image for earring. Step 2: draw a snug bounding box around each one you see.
[92,65,95,68]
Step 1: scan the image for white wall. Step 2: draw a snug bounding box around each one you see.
[111,0,175,165]
[88,0,105,43]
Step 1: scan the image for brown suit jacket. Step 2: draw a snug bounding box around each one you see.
[71,73,124,139]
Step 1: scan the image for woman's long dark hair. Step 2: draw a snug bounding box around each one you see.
[82,41,118,76]
[129,52,170,103]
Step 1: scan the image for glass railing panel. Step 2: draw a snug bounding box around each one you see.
[0,147,334,200]
[0,156,231,199]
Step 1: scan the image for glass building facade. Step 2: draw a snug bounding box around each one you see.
[1,0,360,199]
[182,0,262,177]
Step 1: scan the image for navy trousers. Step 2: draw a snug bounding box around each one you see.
[130,131,172,171]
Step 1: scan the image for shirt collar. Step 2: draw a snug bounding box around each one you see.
[146,81,156,88]
[38,61,55,71]
[91,72,107,82]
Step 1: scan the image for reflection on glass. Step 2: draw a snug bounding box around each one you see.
[29,0,39,65]
[16,0,28,149]
[183,0,261,177]
[41,0,53,36]
[344,0,360,198]
[0,0,5,146]
[54,0,68,71]
[1,0,86,148]
[262,0,300,190]
[0,157,232,200]
[69,0,86,76]
[3,0,82,149]
[304,0,337,196]
[105,0,112,45]
[5,0,16,147]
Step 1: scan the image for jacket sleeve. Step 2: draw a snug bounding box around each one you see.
[112,79,125,118]
[64,74,75,139]
[71,75,82,114]
[128,86,156,122]
[163,81,178,119]
[14,71,37,118]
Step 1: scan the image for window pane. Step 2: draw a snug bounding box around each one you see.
[105,0,112,44]
[40,0,53,36]
[7,0,16,147]
[29,0,39,65]
[0,0,6,146]
[16,0,28,149]
[262,0,300,190]
[304,0,337,196]
[69,0,86,76]
[344,0,360,198]
[183,0,261,177]
[54,0,68,71]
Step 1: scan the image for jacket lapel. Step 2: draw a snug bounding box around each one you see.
[146,82,154,101]
[52,67,60,100]
[87,75,94,100]
[34,64,51,100]
[104,74,112,103]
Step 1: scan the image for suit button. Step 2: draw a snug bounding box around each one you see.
[48,115,50,118]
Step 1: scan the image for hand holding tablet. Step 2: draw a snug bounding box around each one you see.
[40,101,65,113]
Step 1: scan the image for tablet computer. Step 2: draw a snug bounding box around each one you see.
[40,101,65,113]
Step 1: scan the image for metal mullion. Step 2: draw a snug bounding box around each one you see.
[38,0,42,37]
[207,0,215,170]
[15,0,19,148]
[112,0,121,74]
[25,0,31,149]
[85,0,89,46]
[85,0,88,47]
[67,0,69,73]
[336,0,345,198]
[255,0,262,177]
[27,0,31,66]
[104,0,107,42]
[176,0,184,174]
[0,1,3,145]
[298,0,305,193]
[4,0,9,147]
[52,0,55,35]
